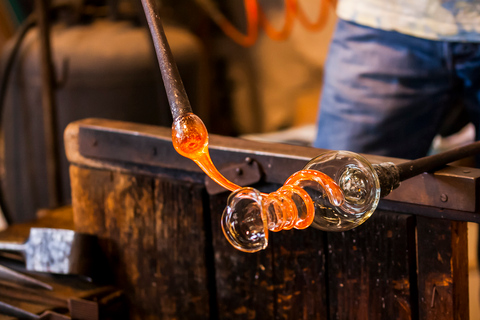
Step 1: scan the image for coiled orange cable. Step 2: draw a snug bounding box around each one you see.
[295,0,331,31]
[258,0,296,41]
[195,0,259,47]
[195,0,336,47]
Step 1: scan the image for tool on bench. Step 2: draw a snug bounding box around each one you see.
[0,294,100,319]
[0,300,70,320]
[0,264,52,290]
[0,272,120,319]
[0,228,99,277]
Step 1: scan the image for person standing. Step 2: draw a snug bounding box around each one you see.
[314,0,480,159]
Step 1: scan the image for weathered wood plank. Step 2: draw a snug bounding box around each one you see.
[209,192,275,319]
[152,178,211,319]
[210,190,330,320]
[270,228,329,320]
[326,211,416,320]
[70,165,211,319]
[416,217,469,320]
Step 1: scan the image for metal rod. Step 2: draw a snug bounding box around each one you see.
[36,0,60,209]
[0,264,52,290]
[140,0,193,120]
[397,140,480,181]
[0,300,39,320]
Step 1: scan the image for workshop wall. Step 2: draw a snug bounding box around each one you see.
[217,0,337,134]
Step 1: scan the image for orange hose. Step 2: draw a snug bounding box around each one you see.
[295,0,330,31]
[258,0,296,41]
[201,0,335,46]
[215,0,259,47]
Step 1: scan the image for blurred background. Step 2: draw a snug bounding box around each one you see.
[0,0,337,225]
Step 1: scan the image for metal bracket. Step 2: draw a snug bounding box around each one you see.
[205,158,263,195]
[70,119,480,217]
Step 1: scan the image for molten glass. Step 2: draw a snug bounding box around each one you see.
[222,169,345,252]
[172,113,346,252]
[172,113,241,192]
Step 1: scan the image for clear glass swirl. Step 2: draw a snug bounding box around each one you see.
[221,169,345,253]
[303,150,381,231]
[221,188,268,252]
[171,113,356,252]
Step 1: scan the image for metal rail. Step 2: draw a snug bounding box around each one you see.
[64,118,480,219]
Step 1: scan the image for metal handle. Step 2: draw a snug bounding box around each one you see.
[0,300,40,320]
[140,0,193,120]
[375,140,480,198]
[0,241,26,254]
[397,140,480,181]
[0,264,52,290]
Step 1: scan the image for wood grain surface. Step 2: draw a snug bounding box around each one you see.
[69,164,470,319]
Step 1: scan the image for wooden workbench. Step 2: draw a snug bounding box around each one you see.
[66,118,478,320]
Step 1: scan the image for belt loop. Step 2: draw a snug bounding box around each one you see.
[443,41,453,71]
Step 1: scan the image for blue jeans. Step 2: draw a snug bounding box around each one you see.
[314,19,480,160]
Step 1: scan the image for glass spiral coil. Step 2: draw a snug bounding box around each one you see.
[304,151,381,232]
[222,169,345,253]
[172,113,347,253]
[172,113,383,253]
[221,151,382,252]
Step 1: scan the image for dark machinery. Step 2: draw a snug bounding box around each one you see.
[0,1,206,223]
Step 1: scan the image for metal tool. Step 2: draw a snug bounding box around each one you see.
[0,264,52,290]
[0,228,99,276]
[0,298,98,319]
[396,140,480,180]
[0,274,121,319]
[375,140,480,197]
[0,300,68,320]
[140,0,193,120]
